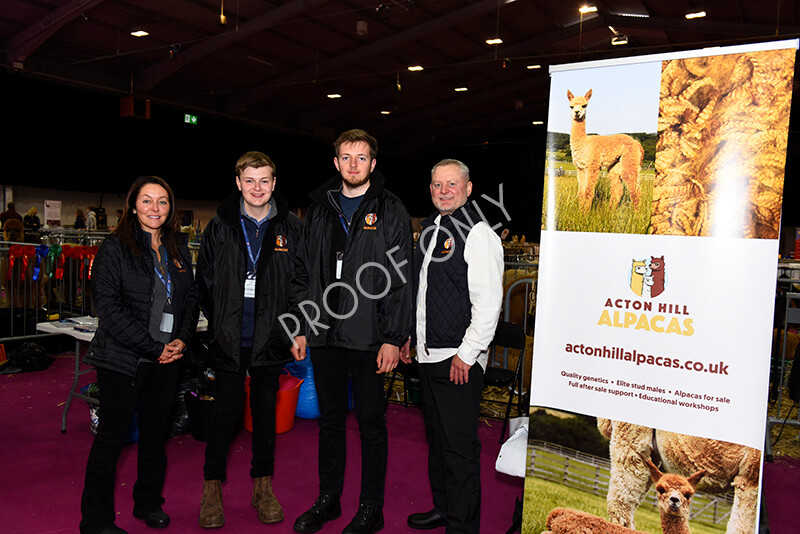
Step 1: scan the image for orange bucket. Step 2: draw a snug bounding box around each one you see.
[244,372,304,434]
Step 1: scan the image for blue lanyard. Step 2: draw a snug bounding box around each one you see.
[240,217,261,270]
[154,253,172,300]
[338,214,350,235]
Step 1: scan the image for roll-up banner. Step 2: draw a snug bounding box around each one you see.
[524,40,798,534]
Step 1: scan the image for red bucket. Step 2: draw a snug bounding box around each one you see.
[244,371,304,434]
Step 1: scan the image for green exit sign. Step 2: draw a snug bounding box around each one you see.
[184,113,198,125]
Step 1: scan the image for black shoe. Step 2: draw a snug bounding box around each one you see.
[294,493,342,533]
[342,504,384,534]
[98,527,128,534]
[134,509,171,528]
[407,509,447,530]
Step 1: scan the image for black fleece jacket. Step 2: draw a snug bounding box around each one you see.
[288,171,413,351]
[196,190,305,371]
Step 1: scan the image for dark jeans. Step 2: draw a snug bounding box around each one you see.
[418,357,484,534]
[311,346,387,506]
[80,362,180,534]
[204,353,282,481]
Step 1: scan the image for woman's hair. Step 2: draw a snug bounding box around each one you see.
[25,206,37,217]
[76,209,85,220]
[114,176,181,258]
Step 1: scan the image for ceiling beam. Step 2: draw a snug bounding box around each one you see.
[226,0,502,114]
[603,14,800,37]
[135,0,330,92]
[5,0,107,64]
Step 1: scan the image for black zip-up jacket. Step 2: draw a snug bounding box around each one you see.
[196,190,305,371]
[289,171,413,351]
[84,226,199,377]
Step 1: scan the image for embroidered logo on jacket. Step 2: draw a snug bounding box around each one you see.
[363,213,378,230]
[275,234,288,252]
[172,258,186,272]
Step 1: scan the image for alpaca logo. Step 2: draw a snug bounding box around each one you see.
[629,255,666,298]
[274,234,288,252]
[443,238,453,250]
[364,213,377,225]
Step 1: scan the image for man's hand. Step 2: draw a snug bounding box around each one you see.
[158,339,186,364]
[291,335,307,361]
[449,355,472,384]
[399,338,412,364]
[376,343,400,374]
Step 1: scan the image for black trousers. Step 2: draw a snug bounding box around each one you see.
[204,351,282,481]
[418,357,484,534]
[311,346,387,506]
[80,362,180,534]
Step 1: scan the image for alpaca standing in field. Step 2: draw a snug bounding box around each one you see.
[567,89,644,212]
[597,419,760,534]
[541,459,705,534]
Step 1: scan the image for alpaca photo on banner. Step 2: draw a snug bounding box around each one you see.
[542,62,659,234]
[522,409,733,534]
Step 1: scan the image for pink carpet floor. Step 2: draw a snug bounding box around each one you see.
[0,354,524,533]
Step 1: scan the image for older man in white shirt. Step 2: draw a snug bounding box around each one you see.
[402,159,504,534]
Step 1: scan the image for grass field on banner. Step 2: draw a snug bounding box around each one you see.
[522,441,729,534]
[522,476,726,534]
[542,155,654,235]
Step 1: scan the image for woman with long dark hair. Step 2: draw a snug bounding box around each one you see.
[79,176,199,534]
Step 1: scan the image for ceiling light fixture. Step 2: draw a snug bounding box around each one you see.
[486,37,503,45]
[218,0,227,26]
[407,65,424,71]
[380,110,391,115]
[611,34,629,45]
[579,5,597,14]
[327,93,342,99]
[130,26,149,37]
[685,10,706,19]
[395,72,402,92]
[376,4,391,19]
[526,64,541,70]
[532,121,544,125]
[454,87,468,92]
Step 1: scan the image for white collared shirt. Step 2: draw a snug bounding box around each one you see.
[415,214,504,370]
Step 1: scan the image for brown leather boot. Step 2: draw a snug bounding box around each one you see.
[252,476,283,524]
[199,480,224,528]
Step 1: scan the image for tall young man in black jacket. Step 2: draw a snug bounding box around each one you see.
[288,129,413,534]
[195,151,305,528]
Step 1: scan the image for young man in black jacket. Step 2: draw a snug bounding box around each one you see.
[288,129,413,534]
[195,151,305,528]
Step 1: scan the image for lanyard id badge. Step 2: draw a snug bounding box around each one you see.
[335,251,343,280]
[244,271,257,299]
[160,299,174,333]
[155,253,174,333]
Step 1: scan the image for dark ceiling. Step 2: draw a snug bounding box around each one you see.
[4,0,800,149]
[3,1,800,236]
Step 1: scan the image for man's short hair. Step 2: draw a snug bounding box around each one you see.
[7,202,15,210]
[236,151,276,178]
[431,159,470,181]
[334,129,378,160]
